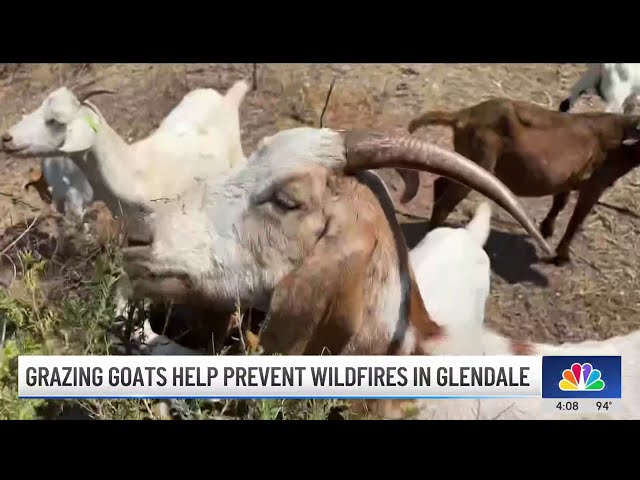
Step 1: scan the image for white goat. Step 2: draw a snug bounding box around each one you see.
[406,202,639,419]
[559,63,640,114]
[410,201,493,355]
[2,79,250,221]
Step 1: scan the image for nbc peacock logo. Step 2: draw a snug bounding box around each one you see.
[559,362,605,391]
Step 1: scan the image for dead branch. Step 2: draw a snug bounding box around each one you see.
[0,213,41,257]
[320,76,337,128]
[252,63,258,91]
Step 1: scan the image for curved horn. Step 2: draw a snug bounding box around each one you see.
[71,76,97,91]
[342,130,554,256]
[77,88,117,103]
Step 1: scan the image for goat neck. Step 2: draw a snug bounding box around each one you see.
[86,110,149,207]
[57,105,149,236]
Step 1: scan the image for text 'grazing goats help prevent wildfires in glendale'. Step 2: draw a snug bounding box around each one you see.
[18,355,541,399]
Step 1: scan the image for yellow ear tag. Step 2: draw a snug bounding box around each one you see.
[85,116,99,133]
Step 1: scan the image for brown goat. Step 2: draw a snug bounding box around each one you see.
[403,98,640,265]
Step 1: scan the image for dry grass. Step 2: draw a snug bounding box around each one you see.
[1,63,640,419]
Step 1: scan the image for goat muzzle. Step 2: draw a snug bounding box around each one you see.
[341,129,555,256]
[125,219,154,247]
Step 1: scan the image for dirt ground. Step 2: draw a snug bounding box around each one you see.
[1,62,640,347]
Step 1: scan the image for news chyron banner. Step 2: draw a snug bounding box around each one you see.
[17,354,623,415]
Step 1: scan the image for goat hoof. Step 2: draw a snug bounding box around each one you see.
[551,254,570,267]
[539,253,570,267]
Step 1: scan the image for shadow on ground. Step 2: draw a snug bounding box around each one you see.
[399,220,550,288]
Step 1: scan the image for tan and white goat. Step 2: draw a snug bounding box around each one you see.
[122,126,638,419]
[122,126,552,352]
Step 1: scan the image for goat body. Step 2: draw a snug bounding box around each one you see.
[117,84,248,203]
[410,201,492,354]
[559,63,640,114]
[406,97,640,264]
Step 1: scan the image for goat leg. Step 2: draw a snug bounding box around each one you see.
[553,160,638,265]
[396,168,420,204]
[430,135,499,229]
[539,192,570,239]
[429,178,472,228]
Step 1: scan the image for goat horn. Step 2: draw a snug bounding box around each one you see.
[342,129,554,256]
[70,73,104,92]
[71,77,97,91]
[77,88,117,103]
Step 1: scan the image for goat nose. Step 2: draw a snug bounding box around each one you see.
[2,133,12,143]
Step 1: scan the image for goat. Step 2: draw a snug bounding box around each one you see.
[410,201,492,353]
[404,97,640,265]
[121,127,639,419]
[1,77,250,228]
[23,158,94,219]
[378,199,639,420]
[121,126,552,356]
[1,76,253,353]
[559,63,640,114]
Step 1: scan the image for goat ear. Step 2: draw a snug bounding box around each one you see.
[259,219,376,355]
[59,114,98,153]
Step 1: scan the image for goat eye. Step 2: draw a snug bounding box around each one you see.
[272,191,300,210]
[45,118,62,127]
